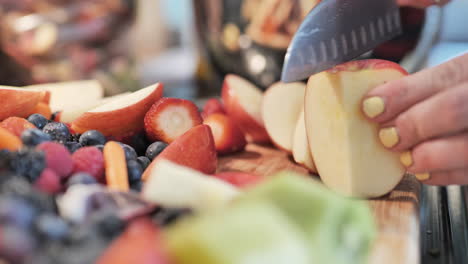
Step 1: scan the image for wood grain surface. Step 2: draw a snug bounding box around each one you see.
[218,144,421,264]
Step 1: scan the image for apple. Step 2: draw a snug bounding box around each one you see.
[142,159,239,211]
[304,59,407,197]
[0,86,43,121]
[292,110,317,173]
[221,74,270,143]
[142,124,217,180]
[71,83,163,137]
[262,82,305,152]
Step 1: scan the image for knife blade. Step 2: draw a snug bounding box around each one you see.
[281,0,402,83]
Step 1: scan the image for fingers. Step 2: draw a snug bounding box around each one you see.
[378,82,468,151]
[418,169,468,186]
[362,53,468,123]
[401,133,468,173]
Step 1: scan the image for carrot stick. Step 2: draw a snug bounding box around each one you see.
[0,127,23,151]
[104,141,129,191]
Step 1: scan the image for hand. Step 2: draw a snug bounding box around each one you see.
[362,52,468,185]
[397,0,450,8]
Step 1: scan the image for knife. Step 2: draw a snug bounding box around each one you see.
[281,0,402,83]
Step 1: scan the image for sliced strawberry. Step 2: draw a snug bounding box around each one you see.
[203,113,246,155]
[0,117,36,137]
[96,217,172,264]
[144,98,203,143]
[142,125,217,181]
[213,171,264,188]
[201,98,225,119]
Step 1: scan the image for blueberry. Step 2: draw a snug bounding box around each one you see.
[129,132,149,155]
[0,225,37,262]
[0,177,56,212]
[136,156,150,170]
[127,160,143,183]
[64,142,82,153]
[35,214,69,241]
[43,122,70,143]
[145,141,167,160]
[9,148,46,182]
[21,129,51,147]
[27,114,48,129]
[118,143,137,161]
[79,130,106,146]
[0,195,37,228]
[130,181,143,192]
[66,172,97,188]
[94,144,104,152]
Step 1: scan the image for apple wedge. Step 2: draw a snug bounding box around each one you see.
[222,74,270,143]
[0,86,44,121]
[292,110,317,173]
[262,82,305,152]
[71,83,163,137]
[142,159,239,211]
[305,60,407,197]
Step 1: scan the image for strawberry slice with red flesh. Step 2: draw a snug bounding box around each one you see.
[201,98,226,119]
[142,124,217,181]
[203,113,246,155]
[96,217,172,264]
[144,98,203,144]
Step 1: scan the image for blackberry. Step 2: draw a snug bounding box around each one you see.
[9,148,46,182]
[21,129,52,146]
[127,160,143,183]
[43,122,70,143]
[69,133,81,143]
[145,141,167,161]
[136,156,151,170]
[27,114,48,130]
[79,130,106,146]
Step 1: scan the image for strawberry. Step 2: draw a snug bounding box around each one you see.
[213,171,263,188]
[201,98,225,119]
[0,117,36,137]
[71,146,105,182]
[34,168,62,194]
[37,142,73,179]
[203,113,246,155]
[144,98,203,143]
[142,125,217,181]
[96,217,172,264]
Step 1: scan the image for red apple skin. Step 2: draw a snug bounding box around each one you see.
[96,217,172,264]
[221,75,270,143]
[71,83,163,137]
[203,113,247,155]
[0,88,43,121]
[142,125,217,181]
[327,59,408,75]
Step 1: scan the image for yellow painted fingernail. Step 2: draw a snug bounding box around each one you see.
[400,151,413,167]
[379,127,399,148]
[415,172,430,181]
[363,96,385,118]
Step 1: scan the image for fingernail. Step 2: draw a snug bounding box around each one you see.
[363,96,385,118]
[415,172,430,181]
[400,151,413,167]
[379,127,399,148]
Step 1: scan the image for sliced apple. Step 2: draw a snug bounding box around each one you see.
[305,59,407,197]
[292,110,317,173]
[262,82,305,152]
[71,83,163,137]
[0,86,43,121]
[222,74,270,143]
[142,159,239,211]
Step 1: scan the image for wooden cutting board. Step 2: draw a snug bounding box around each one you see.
[218,144,421,264]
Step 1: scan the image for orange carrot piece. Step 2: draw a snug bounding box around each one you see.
[103,141,129,191]
[0,127,23,151]
[32,102,52,119]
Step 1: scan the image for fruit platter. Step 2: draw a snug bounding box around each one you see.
[0,59,420,264]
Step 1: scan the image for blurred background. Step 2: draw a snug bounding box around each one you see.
[0,0,466,99]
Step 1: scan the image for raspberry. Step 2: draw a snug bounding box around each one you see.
[0,117,36,137]
[34,168,61,194]
[37,142,73,179]
[71,147,105,182]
